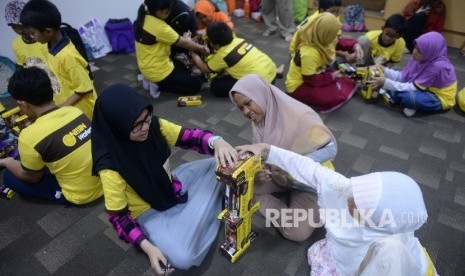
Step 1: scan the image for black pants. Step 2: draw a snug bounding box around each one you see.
[158,60,201,95]
[404,12,428,53]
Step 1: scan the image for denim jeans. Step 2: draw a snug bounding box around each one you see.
[392,89,442,112]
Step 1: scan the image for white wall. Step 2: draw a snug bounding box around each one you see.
[1,0,141,61]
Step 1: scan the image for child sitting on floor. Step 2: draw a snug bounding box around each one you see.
[370,31,457,117]
[190,22,284,97]
[290,0,364,65]
[237,142,437,276]
[5,0,47,67]
[357,14,407,67]
[285,13,357,113]
[20,0,96,120]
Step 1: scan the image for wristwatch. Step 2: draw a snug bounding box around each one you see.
[208,135,223,149]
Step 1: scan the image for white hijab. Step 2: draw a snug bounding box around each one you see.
[319,172,428,275]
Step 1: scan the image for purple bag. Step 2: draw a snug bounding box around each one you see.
[104,18,135,54]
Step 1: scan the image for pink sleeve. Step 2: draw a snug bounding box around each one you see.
[108,211,146,246]
[175,128,214,155]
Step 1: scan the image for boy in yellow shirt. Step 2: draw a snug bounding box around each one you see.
[0,67,102,204]
[357,14,407,67]
[20,0,96,120]
[5,0,47,67]
[190,22,283,97]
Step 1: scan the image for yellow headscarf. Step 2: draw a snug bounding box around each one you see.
[296,13,341,65]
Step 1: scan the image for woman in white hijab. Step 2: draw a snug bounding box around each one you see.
[237,143,437,276]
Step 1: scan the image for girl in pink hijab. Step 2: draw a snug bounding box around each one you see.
[229,74,337,242]
[371,31,457,117]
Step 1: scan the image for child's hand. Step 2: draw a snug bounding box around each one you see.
[368,76,386,88]
[200,45,210,55]
[331,70,344,79]
[353,43,364,63]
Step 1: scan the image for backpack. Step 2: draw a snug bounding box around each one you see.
[342,4,366,32]
[61,22,90,62]
[104,18,135,54]
[61,22,93,79]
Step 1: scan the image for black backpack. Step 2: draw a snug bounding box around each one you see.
[60,22,93,79]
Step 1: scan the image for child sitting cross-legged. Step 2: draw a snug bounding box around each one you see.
[357,14,407,67]
[190,22,284,97]
[370,31,457,117]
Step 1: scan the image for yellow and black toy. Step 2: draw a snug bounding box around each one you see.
[215,153,262,263]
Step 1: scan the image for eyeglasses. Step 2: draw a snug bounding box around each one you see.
[131,111,152,133]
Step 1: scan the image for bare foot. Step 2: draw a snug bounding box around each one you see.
[276,64,285,79]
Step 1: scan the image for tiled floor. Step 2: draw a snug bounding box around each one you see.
[1,18,465,276]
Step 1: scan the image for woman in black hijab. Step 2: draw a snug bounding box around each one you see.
[92,83,237,274]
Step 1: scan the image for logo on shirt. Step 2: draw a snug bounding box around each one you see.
[62,123,91,147]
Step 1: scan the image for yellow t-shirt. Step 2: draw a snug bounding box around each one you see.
[135,15,180,83]
[101,118,182,218]
[207,37,276,82]
[416,80,457,110]
[11,35,48,66]
[47,39,96,120]
[365,30,406,63]
[285,45,324,93]
[19,106,102,204]
[457,87,465,112]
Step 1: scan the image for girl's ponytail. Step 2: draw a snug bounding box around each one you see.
[134,4,146,42]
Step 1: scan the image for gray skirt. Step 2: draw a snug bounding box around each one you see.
[136,157,222,270]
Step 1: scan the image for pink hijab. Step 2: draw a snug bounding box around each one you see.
[229,74,336,155]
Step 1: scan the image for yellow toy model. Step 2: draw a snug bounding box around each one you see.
[215,153,262,263]
[339,64,388,102]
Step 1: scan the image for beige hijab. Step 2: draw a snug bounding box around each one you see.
[297,12,341,65]
[229,74,336,155]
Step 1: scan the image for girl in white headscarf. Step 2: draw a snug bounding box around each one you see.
[237,143,437,276]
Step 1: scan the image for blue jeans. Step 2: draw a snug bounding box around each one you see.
[392,89,442,112]
[3,169,68,203]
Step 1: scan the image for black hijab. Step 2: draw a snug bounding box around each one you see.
[91,83,179,211]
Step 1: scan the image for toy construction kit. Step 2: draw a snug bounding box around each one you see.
[215,153,262,263]
[338,63,392,103]
[0,103,31,199]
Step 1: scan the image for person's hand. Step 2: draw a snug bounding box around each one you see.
[344,51,358,64]
[214,138,238,168]
[368,76,386,88]
[331,70,344,79]
[256,166,273,183]
[236,143,271,162]
[353,43,364,63]
[200,45,210,55]
[140,239,174,275]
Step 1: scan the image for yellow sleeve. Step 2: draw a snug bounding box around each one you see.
[18,131,45,172]
[62,48,94,94]
[158,118,182,147]
[100,169,129,212]
[206,50,227,73]
[145,16,179,46]
[301,47,321,76]
[390,38,406,63]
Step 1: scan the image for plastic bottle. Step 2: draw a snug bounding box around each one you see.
[244,0,250,18]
